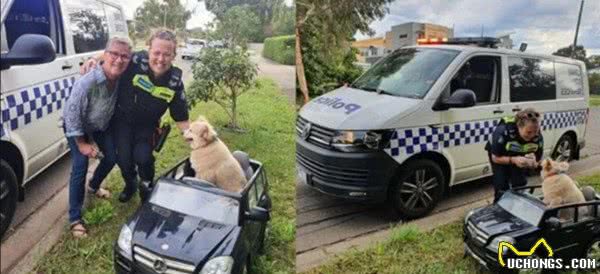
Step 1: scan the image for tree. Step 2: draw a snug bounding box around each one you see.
[134,0,191,37]
[271,4,295,36]
[211,6,261,49]
[552,45,590,67]
[295,0,393,103]
[203,0,283,41]
[589,73,600,95]
[588,55,600,69]
[188,48,257,130]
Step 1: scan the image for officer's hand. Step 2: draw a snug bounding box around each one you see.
[80,58,98,75]
[77,143,98,158]
[512,156,530,168]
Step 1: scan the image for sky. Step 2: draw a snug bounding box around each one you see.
[354,0,600,56]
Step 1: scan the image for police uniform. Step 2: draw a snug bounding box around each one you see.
[113,50,189,196]
[485,116,543,202]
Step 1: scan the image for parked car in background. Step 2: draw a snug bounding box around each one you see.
[180,38,205,60]
[0,0,128,238]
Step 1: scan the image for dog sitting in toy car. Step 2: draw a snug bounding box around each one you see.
[114,151,271,274]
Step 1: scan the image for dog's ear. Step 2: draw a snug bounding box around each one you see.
[541,159,552,171]
[201,124,217,142]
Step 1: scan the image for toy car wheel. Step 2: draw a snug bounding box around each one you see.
[389,159,445,219]
[551,134,575,162]
[586,238,600,263]
[0,159,18,239]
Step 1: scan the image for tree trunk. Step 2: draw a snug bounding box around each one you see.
[295,26,310,105]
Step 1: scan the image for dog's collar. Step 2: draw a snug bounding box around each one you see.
[546,170,567,178]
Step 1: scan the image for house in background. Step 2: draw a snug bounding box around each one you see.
[352,22,454,64]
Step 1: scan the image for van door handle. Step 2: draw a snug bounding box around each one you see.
[62,64,73,70]
[493,110,504,114]
[512,108,521,112]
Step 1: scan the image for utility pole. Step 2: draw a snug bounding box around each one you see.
[572,0,584,58]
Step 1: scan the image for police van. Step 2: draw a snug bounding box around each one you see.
[296,38,590,219]
[0,0,128,237]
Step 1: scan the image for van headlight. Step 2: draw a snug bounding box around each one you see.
[117,225,133,258]
[487,236,514,254]
[200,256,234,274]
[331,130,390,152]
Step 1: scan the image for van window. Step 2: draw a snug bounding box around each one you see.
[508,57,556,102]
[3,0,64,54]
[104,4,127,36]
[449,56,501,104]
[352,48,459,99]
[65,0,108,53]
[555,62,584,97]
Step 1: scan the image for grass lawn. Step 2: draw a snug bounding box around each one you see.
[309,173,600,274]
[591,95,600,107]
[34,78,296,273]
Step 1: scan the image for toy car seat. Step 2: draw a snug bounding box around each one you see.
[233,151,253,181]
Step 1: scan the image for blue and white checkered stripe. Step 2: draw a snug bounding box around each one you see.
[541,110,587,131]
[1,76,76,138]
[384,110,587,163]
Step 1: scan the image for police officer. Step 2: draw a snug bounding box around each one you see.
[113,30,190,202]
[485,108,543,202]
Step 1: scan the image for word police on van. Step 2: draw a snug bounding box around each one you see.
[1,0,128,237]
[296,37,589,219]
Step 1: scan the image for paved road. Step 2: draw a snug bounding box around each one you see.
[248,43,296,105]
[296,107,600,271]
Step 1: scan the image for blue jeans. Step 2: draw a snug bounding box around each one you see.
[67,129,116,223]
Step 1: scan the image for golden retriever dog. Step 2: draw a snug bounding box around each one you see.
[183,117,247,192]
[540,159,586,220]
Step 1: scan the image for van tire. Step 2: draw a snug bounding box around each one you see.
[1,159,18,239]
[552,134,575,162]
[389,159,445,219]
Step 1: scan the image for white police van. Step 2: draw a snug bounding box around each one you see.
[0,0,128,237]
[296,38,590,219]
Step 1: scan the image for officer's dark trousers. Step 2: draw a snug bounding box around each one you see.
[490,161,528,202]
[114,119,155,193]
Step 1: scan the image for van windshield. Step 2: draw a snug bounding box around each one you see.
[352,48,459,99]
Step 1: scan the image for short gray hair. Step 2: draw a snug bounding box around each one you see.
[105,36,132,51]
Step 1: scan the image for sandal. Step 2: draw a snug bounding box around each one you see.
[70,222,88,239]
[88,187,111,199]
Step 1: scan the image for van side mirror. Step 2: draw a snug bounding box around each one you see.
[545,217,561,229]
[433,89,476,111]
[245,207,270,222]
[0,34,56,70]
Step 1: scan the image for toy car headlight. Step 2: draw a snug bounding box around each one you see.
[117,225,133,257]
[200,256,234,274]
[331,130,388,152]
[464,209,476,224]
[487,236,514,254]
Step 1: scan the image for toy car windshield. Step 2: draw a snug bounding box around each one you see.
[149,181,240,225]
[497,192,545,226]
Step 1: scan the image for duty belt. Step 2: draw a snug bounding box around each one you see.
[132,74,175,103]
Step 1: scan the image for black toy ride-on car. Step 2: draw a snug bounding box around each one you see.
[464,185,600,273]
[114,151,271,274]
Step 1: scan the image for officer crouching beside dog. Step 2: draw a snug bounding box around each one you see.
[485,108,543,202]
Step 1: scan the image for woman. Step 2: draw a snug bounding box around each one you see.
[485,108,544,202]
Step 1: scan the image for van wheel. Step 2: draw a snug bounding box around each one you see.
[586,238,600,262]
[552,134,575,162]
[1,159,18,239]
[389,159,444,219]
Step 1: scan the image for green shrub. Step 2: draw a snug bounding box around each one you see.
[263,35,295,65]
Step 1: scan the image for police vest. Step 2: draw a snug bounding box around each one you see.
[126,52,183,126]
